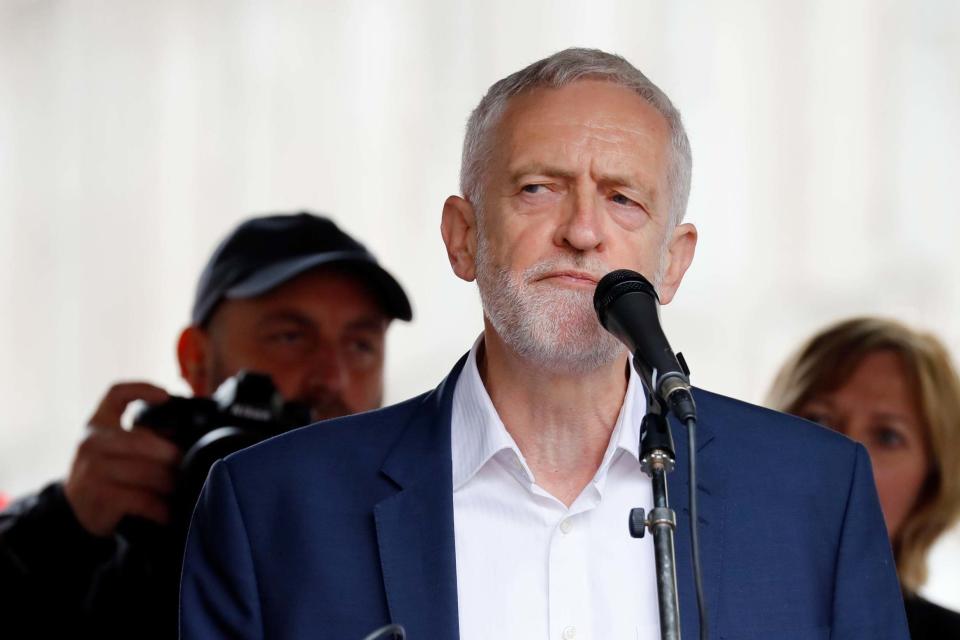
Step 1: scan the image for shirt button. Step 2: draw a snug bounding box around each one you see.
[562,626,577,639]
[559,518,573,534]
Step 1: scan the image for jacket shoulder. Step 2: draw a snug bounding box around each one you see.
[218,392,432,493]
[692,386,857,455]
[689,387,867,495]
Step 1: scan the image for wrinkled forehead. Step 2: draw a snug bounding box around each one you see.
[488,81,672,189]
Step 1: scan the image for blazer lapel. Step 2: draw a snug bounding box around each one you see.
[373,356,467,640]
[670,395,726,639]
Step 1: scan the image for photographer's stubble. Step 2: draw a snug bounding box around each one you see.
[177,267,391,423]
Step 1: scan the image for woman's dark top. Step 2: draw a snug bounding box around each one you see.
[904,592,960,639]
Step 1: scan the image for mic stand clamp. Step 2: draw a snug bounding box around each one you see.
[631,395,682,640]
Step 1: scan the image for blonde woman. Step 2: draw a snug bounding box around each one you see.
[768,317,960,638]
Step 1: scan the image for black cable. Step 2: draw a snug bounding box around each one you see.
[686,416,708,640]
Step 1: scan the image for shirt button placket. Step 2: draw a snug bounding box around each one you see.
[550,511,590,640]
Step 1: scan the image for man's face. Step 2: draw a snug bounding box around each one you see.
[446,79,696,371]
[194,267,389,422]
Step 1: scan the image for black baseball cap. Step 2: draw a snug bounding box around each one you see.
[192,212,413,326]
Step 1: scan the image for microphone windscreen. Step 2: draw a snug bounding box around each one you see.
[593,269,659,328]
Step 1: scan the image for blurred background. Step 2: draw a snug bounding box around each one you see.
[1,0,958,608]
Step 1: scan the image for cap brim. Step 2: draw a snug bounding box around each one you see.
[225,252,413,321]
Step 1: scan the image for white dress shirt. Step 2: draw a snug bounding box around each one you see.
[451,339,660,640]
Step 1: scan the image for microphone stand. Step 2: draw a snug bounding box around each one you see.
[629,387,681,640]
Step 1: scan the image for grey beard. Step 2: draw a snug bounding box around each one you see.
[474,234,626,375]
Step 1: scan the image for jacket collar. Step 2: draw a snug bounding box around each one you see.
[671,390,724,638]
[374,354,467,640]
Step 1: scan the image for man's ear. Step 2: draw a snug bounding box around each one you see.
[441,195,478,282]
[177,326,211,396]
[657,222,697,305]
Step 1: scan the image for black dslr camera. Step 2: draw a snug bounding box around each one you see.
[129,371,311,538]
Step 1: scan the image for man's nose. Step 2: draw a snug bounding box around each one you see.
[305,344,348,393]
[555,187,604,252]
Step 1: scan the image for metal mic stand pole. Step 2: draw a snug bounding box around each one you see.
[629,391,681,640]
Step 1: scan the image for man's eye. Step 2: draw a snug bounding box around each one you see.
[343,338,382,368]
[267,331,305,345]
[611,193,637,206]
[348,339,375,354]
[521,184,547,194]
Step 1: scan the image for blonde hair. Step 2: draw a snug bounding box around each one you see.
[766,317,960,592]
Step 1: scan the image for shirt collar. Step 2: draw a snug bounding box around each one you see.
[592,361,644,491]
[450,337,646,492]
[450,336,522,490]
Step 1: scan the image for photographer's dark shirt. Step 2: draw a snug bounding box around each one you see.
[0,482,180,639]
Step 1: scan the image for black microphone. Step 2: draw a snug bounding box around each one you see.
[593,269,696,421]
[594,269,709,640]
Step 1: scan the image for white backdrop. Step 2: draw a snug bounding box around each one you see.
[2,0,958,608]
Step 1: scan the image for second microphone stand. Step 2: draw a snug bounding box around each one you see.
[629,392,681,640]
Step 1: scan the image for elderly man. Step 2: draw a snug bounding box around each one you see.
[0,212,411,638]
[181,50,909,639]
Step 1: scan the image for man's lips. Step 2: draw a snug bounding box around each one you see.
[536,271,600,287]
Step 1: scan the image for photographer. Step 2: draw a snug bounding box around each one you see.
[0,212,412,638]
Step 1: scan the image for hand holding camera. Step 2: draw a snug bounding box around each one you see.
[64,382,182,537]
[64,372,311,540]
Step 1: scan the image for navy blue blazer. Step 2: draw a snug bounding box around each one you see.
[180,356,909,639]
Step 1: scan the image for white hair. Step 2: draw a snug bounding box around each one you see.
[460,47,692,230]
